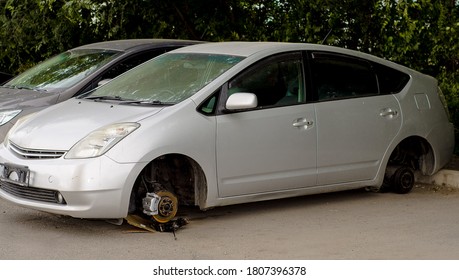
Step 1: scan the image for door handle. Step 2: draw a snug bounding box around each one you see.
[293,118,313,128]
[380,108,398,118]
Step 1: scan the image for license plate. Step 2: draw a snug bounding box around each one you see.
[0,163,30,187]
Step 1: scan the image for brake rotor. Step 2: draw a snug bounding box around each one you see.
[152,190,178,223]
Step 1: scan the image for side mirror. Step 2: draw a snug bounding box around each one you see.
[225,93,258,110]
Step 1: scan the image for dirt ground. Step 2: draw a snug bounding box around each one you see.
[1,184,459,260]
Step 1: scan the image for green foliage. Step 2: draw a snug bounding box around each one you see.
[0,0,458,148]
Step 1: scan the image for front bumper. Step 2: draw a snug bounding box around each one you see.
[0,146,141,219]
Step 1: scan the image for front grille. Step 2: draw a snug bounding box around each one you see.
[9,141,66,159]
[0,180,66,204]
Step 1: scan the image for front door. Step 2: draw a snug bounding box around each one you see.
[215,52,318,197]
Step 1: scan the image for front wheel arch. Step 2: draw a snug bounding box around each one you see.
[128,154,207,220]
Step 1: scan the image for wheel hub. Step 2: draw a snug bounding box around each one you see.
[154,192,178,223]
[142,190,178,223]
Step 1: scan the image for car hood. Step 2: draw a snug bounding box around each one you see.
[0,87,60,109]
[8,99,164,150]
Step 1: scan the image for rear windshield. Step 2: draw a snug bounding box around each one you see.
[5,49,120,91]
[86,53,244,104]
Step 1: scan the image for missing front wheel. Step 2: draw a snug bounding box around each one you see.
[142,190,178,223]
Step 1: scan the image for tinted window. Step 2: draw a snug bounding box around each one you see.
[372,63,410,94]
[311,52,378,101]
[228,52,305,108]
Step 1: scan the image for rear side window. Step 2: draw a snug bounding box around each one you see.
[311,52,378,101]
[372,63,410,94]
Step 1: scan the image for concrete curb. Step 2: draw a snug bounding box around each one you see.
[415,169,459,189]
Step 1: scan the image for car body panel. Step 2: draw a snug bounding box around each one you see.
[0,88,60,109]
[8,99,163,150]
[0,151,140,218]
[315,94,402,185]
[216,104,317,197]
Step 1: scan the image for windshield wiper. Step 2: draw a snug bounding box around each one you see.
[84,96,174,106]
[15,85,37,90]
[84,95,127,101]
[118,100,175,106]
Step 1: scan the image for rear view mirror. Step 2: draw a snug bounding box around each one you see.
[225,92,258,110]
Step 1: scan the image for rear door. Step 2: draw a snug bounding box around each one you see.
[310,52,402,185]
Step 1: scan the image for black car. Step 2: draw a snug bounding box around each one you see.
[0,39,202,139]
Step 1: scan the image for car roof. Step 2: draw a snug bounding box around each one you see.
[172,41,417,75]
[171,41,306,57]
[72,39,203,52]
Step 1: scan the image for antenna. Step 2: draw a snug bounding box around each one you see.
[321,28,333,44]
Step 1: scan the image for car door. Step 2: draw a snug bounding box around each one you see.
[310,52,402,185]
[215,52,317,197]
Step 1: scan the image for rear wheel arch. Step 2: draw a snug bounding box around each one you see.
[371,136,434,194]
[388,136,435,175]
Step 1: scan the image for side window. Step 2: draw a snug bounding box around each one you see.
[372,62,410,94]
[311,52,378,101]
[227,52,305,108]
[199,91,219,115]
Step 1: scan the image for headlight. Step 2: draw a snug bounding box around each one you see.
[4,112,35,147]
[0,109,22,126]
[65,123,140,159]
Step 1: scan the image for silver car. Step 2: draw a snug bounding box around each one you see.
[0,39,201,140]
[0,42,454,223]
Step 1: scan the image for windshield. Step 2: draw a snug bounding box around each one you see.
[86,53,244,104]
[5,49,120,91]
